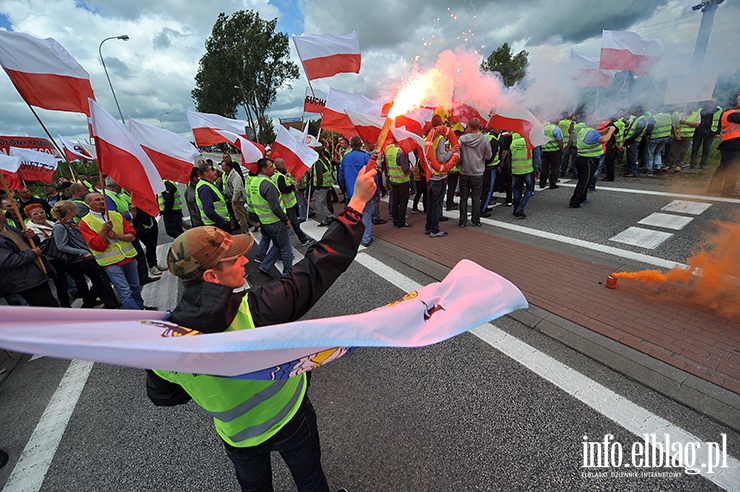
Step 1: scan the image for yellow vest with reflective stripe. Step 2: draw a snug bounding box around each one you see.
[510,136,534,175]
[385,144,408,184]
[81,211,137,266]
[248,176,285,225]
[272,171,297,210]
[484,133,501,167]
[651,113,673,139]
[153,295,307,448]
[158,180,183,212]
[195,180,229,225]
[577,127,603,158]
[541,124,561,152]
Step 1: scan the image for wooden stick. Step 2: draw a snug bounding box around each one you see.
[0,171,47,273]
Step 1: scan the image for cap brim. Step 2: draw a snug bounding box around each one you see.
[222,233,255,261]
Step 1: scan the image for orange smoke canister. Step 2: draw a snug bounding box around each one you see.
[606,275,617,289]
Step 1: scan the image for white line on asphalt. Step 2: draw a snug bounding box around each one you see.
[354,253,738,490]
[3,360,94,492]
[555,182,740,204]
[609,227,674,249]
[637,212,694,231]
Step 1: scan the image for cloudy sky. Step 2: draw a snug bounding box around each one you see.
[0,0,738,145]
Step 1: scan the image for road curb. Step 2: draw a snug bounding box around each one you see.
[372,238,740,433]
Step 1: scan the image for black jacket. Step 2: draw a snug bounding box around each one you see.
[0,226,47,297]
[146,207,364,405]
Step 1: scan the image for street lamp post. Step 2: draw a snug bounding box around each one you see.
[98,34,130,124]
[159,111,170,128]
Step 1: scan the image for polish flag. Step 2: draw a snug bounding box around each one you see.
[488,101,548,151]
[0,31,95,116]
[128,118,200,184]
[270,126,318,181]
[214,130,264,175]
[322,87,385,136]
[393,107,433,136]
[390,125,426,157]
[346,111,387,145]
[599,30,663,76]
[185,110,246,147]
[9,147,59,183]
[59,134,95,162]
[304,87,327,114]
[89,99,165,217]
[569,50,615,88]
[293,32,361,81]
[450,103,489,126]
[0,153,22,190]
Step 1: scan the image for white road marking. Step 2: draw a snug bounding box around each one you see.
[662,200,713,215]
[637,212,694,231]
[555,182,740,204]
[610,227,674,249]
[3,360,94,492]
[354,253,739,491]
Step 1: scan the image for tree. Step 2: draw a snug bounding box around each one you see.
[192,10,299,143]
[480,43,529,87]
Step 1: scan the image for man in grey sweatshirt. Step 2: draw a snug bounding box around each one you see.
[457,117,493,227]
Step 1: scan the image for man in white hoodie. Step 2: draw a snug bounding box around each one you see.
[457,118,492,227]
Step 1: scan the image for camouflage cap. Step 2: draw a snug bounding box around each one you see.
[167,226,254,281]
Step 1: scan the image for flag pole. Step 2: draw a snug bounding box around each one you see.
[0,171,47,273]
[23,102,71,172]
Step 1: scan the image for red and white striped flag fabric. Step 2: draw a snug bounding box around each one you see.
[9,147,58,183]
[0,153,21,190]
[569,50,615,88]
[293,32,361,81]
[185,110,246,147]
[390,125,426,158]
[599,30,663,76]
[270,126,318,181]
[89,99,165,217]
[59,134,95,162]
[346,111,386,145]
[304,87,327,114]
[393,107,433,136]
[0,31,95,116]
[451,103,489,127]
[128,118,200,184]
[214,130,264,175]
[488,101,548,151]
[322,87,385,137]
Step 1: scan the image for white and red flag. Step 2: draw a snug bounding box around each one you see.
[599,30,663,76]
[569,50,615,88]
[0,31,95,116]
[59,134,95,162]
[450,103,489,127]
[390,125,426,157]
[270,126,318,181]
[488,101,548,151]
[393,107,434,136]
[293,32,361,81]
[9,147,58,183]
[322,87,385,136]
[0,153,22,190]
[185,110,246,147]
[304,87,327,114]
[89,99,165,217]
[128,118,200,184]
[346,111,386,145]
[214,130,264,175]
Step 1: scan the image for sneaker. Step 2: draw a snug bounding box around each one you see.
[300,238,316,246]
[513,209,526,218]
[143,305,158,311]
[361,239,373,247]
[149,266,162,277]
[411,208,420,214]
[424,230,431,235]
[372,219,387,225]
[156,264,168,272]
[504,202,513,207]
[479,211,492,218]
[471,222,482,227]
[458,222,466,228]
[253,257,262,264]
[396,223,412,229]
[430,231,448,238]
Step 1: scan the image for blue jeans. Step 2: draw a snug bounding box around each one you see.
[512,172,534,212]
[362,203,373,244]
[223,397,329,492]
[425,178,446,233]
[255,231,271,262]
[480,167,497,212]
[296,189,308,220]
[105,259,143,310]
[646,137,669,172]
[261,221,294,276]
[626,140,640,174]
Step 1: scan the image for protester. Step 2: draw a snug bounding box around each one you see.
[273,157,314,246]
[424,115,459,238]
[196,162,231,233]
[708,94,740,196]
[222,160,250,234]
[385,142,412,228]
[158,179,185,239]
[570,115,615,208]
[339,135,375,246]
[312,143,335,226]
[457,118,492,227]
[509,133,535,218]
[183,168,203,228]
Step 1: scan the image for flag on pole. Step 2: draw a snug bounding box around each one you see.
[270,126,318,181]
[322,87,385,136]
[390,125,426,157]
[214,130,264,175]
[59,134,95,162]
[599,30,663,76]
[346,111,387,145]
[488,101,548,151]
[0,31,95,116]
[0,260,527,379]
[128,118,200,184]
[9,147,59,183]
[0,153,22,190]
[304,87,327,114]
[185,110,246,147]
[450,103,489,126]
[393,107,434,136]
[293,32,361,81]
[89,99,165,217]
[569,50,616,88]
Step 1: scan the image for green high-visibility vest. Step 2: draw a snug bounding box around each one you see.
[577,127,603,158]
[385,144,408,184]
[557,119,572,146]
[158,180,183,212]
[154,296,307,448]
[510,136,534,175]
[272,171,297,210]
[105,190,130,215]
[614,119,626,145]
[248,176,285,225]
[711,106,723,133]
[541,123,561,152]
[679,109,701,138]
[195,180,229,225]
[312,156,333,188]
[484,133,501,167]
[651,113,673,139]
[81,211,137,266]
